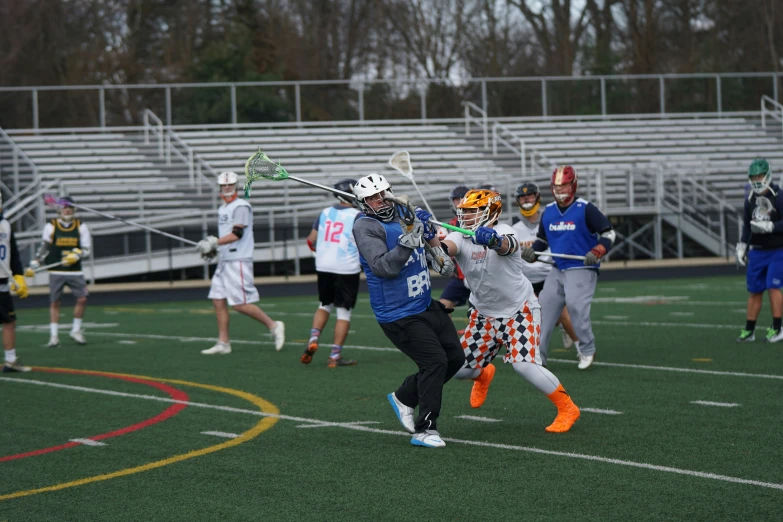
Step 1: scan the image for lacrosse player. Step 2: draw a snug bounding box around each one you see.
[438,185,471,314]
[420,188,580,433]
[521,166,615,370]
[1,194,31,371]
[352,174,462,448]
[736,158,783,343]
[301,178,361,368]
[196,172,285,354]
[510,182,579,350]
[28,197,91,347]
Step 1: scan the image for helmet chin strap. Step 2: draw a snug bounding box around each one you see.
[519,202,540,217]
[220,185,238,203]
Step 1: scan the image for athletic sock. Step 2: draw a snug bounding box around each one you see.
[546,383,575,411]
[454,366,481,380]
[72,318,82,332]
[309,328,321,344]
[50,323,58,338]
[329,344,342,359]
[745,320,756,332]
[774,318,781,332]
[5,349,17,363]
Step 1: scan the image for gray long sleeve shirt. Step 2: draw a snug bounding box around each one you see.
[352,216,413,278]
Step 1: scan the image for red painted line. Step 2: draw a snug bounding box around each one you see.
[0,368,189,462]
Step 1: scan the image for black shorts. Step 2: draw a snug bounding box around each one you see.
[531,280,545,296]
[317,271,360,310]
[440,278,471,307]
[0,291,16,324]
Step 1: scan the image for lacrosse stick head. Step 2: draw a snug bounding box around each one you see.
[388,150,413,179]
[43,194,76,222]
[243,150,290,199]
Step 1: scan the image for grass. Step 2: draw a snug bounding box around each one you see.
[0,275,781,521]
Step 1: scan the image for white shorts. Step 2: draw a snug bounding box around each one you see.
[208,260,259,306]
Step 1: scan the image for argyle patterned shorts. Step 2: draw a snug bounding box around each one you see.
[460,302,542,368]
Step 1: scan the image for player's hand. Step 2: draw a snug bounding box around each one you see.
[398,220,423,249]
[472,226,501,249]
[414,208,436,241]
[29,259,40,271]
[735,242,748,267]
[62,248,82,266]
[196,236,219,255]
[750,220,774,234]
[11,275,28,299]
[428,245,455,277]
[584,244,607,266]
[520,246,538,263]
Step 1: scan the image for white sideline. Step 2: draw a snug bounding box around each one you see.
[455,415,502,422]
[691,401,740,408]
[69,438,107,446]
[17,329,783,380]
[1,376,781,492]
[201,431,239,439]
[580,408,623,415]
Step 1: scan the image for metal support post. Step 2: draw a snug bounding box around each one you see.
[293,209,301,276]
[230,84,237,126]
[99,88,106,128]
[541,80,547,119]
[358,83,365,122]
[295,83,302,125]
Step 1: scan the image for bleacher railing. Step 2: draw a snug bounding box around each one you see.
[761,95,783,137]
[0,125,44,231]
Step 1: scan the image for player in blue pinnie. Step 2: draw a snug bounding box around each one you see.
[351,174,462,449]
[735,158,783,343]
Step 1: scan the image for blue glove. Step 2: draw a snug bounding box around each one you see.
[415,208,437,241]
[472,226,502,250]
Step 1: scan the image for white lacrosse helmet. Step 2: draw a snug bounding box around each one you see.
[354,174,395,222]
[218,171,239,202]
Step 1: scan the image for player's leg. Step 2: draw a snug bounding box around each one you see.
[227,261,285,350]
[203,263,232,354]
[563,269,598,369]
[67,275,89,345]
[1,293,29,372]
[537,269,566,365]
[305,271,333,363]
[503,302,579,432]
[741,249,767,342]
[214,298,231,341]
[559,307,579,347]
[763,249,783,342]
[453,306,499,408]
[327,272,360,367]
[48,274,66,347]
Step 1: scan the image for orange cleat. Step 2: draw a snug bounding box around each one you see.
[469,363,496,408]
[300,340,318,364]
[545,401,581,433]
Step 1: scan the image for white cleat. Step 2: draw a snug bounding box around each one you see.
[387,392,415,433]
[577,352,595,370]
[561,326,574,349]
[273,321,285,351]
[69,330,87,345]
[201,342,231,355]
[47,336,60,348]
[411,430,446,448]
[766,327,783,343]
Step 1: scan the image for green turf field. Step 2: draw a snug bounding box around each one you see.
[1,275,781,521]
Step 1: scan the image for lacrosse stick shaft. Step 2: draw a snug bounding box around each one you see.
[429,219,475,236]
[34,261,67,273]
[289,176,356,201]
[534,251,587,261]
[54,200,198,247]
[410,181,436,217]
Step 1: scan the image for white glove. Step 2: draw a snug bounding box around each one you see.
[196,236,219,256]
[398,220,423,249]
[750,221,774,234]
[427,245,455,277]
[29,259,40,271]
[736,242,748,267]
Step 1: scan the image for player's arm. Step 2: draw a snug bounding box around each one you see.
[78,222,92,257]
[520,223,547,263]
[584,203,615,265]
[353,217,413,279]
[306,220,318,252]
[9,230,23,276]
[219,205,253,245]
[740,198,752,243]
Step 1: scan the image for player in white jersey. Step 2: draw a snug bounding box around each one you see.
[1,193,31,372]
[510,182,579,350]
[418,188,580,433]
[196,172,285,354]
[301,178,361,368]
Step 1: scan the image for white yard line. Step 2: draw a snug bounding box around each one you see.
[455,415,502,422]
[669,312,695,317]
[201,431,239,439]
[580,408,623,415]
[603,315,628,320]
[1,376,781,492]
[691,401,740,408]
[69,438,107,446]
[295,421,379,429]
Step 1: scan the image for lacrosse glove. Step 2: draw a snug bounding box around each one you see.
[398,220,424,249]
[62,248,82,266]
[520,246,538,263]
[736,242,748,267]
[427,245,455,277]
[750,220,774,234]
[472,226,502,250]
[414,208,437,241]
[584,244,607,266]
[11,275,28,299]
[196,236,219,258]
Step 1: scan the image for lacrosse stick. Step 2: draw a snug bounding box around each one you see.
[24,260,67,278]
[387,150,436,218]
[43,194,198,247]
[383,194,447,269]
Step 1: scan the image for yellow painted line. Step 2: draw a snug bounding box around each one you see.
[0,367,279,502]
[692,358,713,363]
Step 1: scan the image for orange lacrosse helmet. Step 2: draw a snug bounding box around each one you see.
[456,189,502,233]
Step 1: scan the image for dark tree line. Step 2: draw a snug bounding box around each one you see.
[1,0,781,128]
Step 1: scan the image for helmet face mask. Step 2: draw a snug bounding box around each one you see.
[551,166,578,206]
[748,158,771,195]
[58,197,76,223]
[354,174,396,222]
[218,171,239,203]
[515,182,540,218]
[456,189,502,233]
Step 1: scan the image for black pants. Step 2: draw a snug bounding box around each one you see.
[380,300,465,432]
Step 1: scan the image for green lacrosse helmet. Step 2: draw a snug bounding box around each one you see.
[748,158,771,195]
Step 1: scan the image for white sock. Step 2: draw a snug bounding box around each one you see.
[5,349,17,363]
[72,318,82,332]
[512,362,560,395]
[50,323,58,338]
[454,366,481,380]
